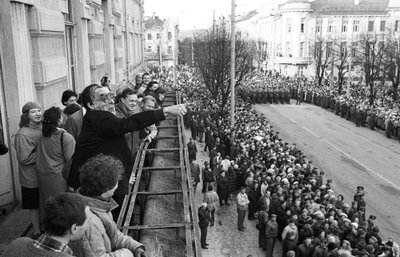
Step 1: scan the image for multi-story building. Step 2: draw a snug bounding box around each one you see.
[0,0,145,206]
[237,0,400,78]
[144,13,179,67]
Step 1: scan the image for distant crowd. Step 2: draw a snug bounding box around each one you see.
[180,69,399,257]
[239,73,400,143]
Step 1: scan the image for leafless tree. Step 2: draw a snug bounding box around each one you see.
[332,41,349,95]
[382,32,400,101]
[355,33,385,105]
[251,40,268,72]
[310,35,335,87]
[193,21,254,113]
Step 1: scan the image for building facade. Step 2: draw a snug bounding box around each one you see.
[0,0,145,206]
[144,14,179,67]
[237,0,400,78]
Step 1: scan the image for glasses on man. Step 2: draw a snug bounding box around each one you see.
[96,93,115,103]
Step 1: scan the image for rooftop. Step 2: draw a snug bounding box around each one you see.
[311,0,390,15]
[144,16,165,30]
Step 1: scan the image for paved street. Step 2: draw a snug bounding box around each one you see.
[253,102,400,241]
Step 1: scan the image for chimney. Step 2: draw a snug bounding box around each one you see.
[153,12,156,19]
[354,0,359,5]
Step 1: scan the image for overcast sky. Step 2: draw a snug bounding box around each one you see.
[144,0,271,30]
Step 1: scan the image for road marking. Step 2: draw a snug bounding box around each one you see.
[266,105,400,192]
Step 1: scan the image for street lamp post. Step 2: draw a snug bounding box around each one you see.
[230,0,235,129]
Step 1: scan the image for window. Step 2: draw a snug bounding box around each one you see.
[300,42,305,57]
[351,42,357,57]
[168,46,172,54]
[298,66,304,76]
[380,21,386,32]
[368,20,374,32]
[316,22,322,33]
[342,21,348,32]
[168,32,172,40]
[328,21,335,33]
[148,46,152,52]
[157,33,161,39]
[340,42,347,57]
[64,0,77,91]
[286,42,291,56]
[300,18,305,33]
[326,42,333,56]
[277,43,282,56]
[287,22,292,33]
[396,20,399,32]
[353,21,360,32]
[147,33,152,40]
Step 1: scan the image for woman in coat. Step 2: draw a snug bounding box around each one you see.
[36,107,75,220]
[69,154,146,257]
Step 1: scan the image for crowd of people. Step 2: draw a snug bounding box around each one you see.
[5,73,187,257]
[238,74,400,142]
[179,69,399,257]
[2,66,399,257]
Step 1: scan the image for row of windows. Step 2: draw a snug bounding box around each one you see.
[273,41,371,58]
[147,32,172,40]
[147,45,173,54]
[286,19,400,34]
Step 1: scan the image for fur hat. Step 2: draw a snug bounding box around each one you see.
[22,102,41,113]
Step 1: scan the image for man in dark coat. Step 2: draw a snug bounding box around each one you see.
[68,84,186,218]
[217,171,230,205]
[190,160,201,192]
[198,203,212,249]
[187,138,197,162]
[265,214,279,257]
[297,237,315,257]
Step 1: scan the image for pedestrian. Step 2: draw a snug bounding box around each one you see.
[248,181,260,220]
[202,161,214,193]
[198,203,212,249]
[297,237,314,257]
[257,205,269,250]
[187,137,197,162]
[190,160,201,192]
[236,186,250,231]
[1,193,90,257]
[36,107,75,221]
[61,89,78,107]
[282,231,299,257]
[265,213,279,257]
[203,185,219,226]
[217,171,229,205]
[70,154,147,257]
[14,101,43,238]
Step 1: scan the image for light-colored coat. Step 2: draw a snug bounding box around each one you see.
[69,194,144,257]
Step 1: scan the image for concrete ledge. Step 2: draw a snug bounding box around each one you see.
[32,56,68,85]
[90,50,105,68]
[29,7,64,33]
[89,19,104,35]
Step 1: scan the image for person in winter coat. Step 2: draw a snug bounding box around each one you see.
[69,154,147,257]
[282,231,298,257]
[203,185,219,226]
[257,205,269,250]
[217,171,230,205]
[265,214,279,257]
[198,203,213,249]
[236,186,250,231]
[14,102,43,238]
[187,138,197,162]
[247,181,260,220]
[36,107,75,222]
[190,160,201,192]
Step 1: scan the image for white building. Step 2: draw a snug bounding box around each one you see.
[0,0,145,207]
[144,14,179,67]
[237,0,400,78]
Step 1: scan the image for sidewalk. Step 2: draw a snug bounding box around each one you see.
[187,131,282,257]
